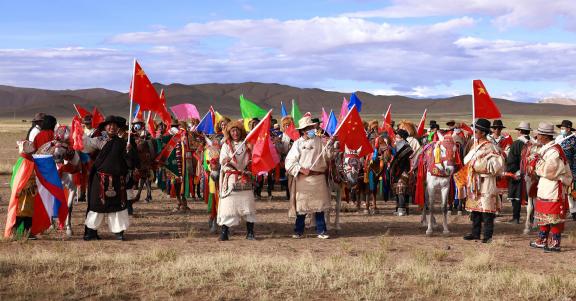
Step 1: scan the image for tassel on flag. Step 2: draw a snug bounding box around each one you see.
[416,109,427,137]
[71,116,84,150]
[473,80,501,119]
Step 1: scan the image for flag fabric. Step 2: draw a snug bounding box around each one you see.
[129,60,161,112]
[334,106,373,157]
[291,99,303,127]
[91,107,105,129]
[473,79,501,119]
[170,103,200,121]
[383,104,392,126]
[240,94,267,130]
[284,121,300,141]
[214,110,224,133]
[321,108,329,129]
[197,110,215,135]
[461,122,474,136]
[158,89,172,128]
[382,123,396,141]
[4,155,35,238]
[281,101,289,118]
[416,109,427,137]
[71,116,84,151]
[339,97,349,122]
[73,104,91,118]
[155,129,184,166]
[325,110,338,136]
[245,110,280,174]
[32,154,68,235]
[133,104,144,120]
[147,112,156,138]
[348,93,363,113]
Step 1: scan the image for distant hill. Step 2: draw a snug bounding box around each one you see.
[538,97,576,106]
[2,82,576,119]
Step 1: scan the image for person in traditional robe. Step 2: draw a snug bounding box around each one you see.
[463,119,505,243]
[529,122,573,252]
[26,113,45,142]
[285,115,334,239]
[82,116,138,241]
[33,115,57,150]
[505,122,533,224]
[555,119,576,221]
[218,120,256,241]
[390,129,413,216]
[132,118,156,203]
[205,135,222,233]
[280,116,296,200]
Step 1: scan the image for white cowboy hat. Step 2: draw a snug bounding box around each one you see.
[514,121,532,132]
[536,122,555,136]
[296,115,318,130]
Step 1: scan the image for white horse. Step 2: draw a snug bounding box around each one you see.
[419,135,460,236]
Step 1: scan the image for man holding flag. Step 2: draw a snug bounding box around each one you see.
[285,115,335,239]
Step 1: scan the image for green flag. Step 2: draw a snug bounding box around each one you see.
[291,99,302,128]
[240,94,267,130]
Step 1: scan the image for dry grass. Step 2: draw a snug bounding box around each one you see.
[0,245,575,301]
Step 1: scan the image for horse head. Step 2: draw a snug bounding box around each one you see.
[343,145,363,185]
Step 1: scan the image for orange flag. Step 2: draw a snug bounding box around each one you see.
[473,80,501,119]
[245,110,280,174]
[130,60,161,112]
[335,105,373,157]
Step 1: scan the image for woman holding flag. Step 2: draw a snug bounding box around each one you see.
[217,120,257,241]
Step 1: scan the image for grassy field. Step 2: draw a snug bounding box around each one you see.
[0,116,576,300]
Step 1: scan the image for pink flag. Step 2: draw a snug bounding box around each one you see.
[321,107,329,129]
[170,103,200,121]
[339,97,349,122]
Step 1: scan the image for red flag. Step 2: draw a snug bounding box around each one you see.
[500,135,513,150]
[380,104,392,132]
[73,104,91,118]
[473,80,501,119]
[130,60,161,112]
[460,122,473,136]
[284,121,300,141]
[71,116,84,150]
[147,113,156,138]
[91,107,105,129]
[416,109,427,137]
[155,129,184,165]
[382,123,396,142]
[335,106,373,157]
[245,110,280,174]
[158,89,172,128]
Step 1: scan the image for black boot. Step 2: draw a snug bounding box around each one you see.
[114,231,125,241]
[246,222,255,240]
[219,225,229,241]
[83,227,99,241]
[572,212,576,221]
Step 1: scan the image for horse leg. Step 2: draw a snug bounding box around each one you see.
[426,174,434,236]
[66,189,76,237]
[441,179,450,234]
[524,197,534,235]
[145,177,152,202]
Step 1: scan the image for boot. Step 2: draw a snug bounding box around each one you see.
[246,222,255,240]
[544,233,561,252]
[114,231,125,241]
[83,227,100,241]
[529,231,548,249]
[572,212,576,221]
[219,225,229,241]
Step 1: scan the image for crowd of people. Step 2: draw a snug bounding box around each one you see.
[5,109,575,253]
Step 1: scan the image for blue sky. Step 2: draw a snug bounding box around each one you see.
[1,0,576,102]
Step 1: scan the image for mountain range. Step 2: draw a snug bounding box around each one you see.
[1,82,575,120]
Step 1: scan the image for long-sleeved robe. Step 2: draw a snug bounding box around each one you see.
[463,141,505,213]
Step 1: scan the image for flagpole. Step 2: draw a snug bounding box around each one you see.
[127,58,136,149]
[228,109,273,160]
[472,80,476,148]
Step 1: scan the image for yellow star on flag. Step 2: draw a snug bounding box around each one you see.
[477,88,486,95]
[136,69,146,78]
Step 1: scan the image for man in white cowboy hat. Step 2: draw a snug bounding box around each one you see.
[285,114,335,239]
[504,121,534,224]
[555,119,576,221]
[530,122,572,252]
[463,119,505,243]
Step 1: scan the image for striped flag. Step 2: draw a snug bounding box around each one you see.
[32,155,67,234]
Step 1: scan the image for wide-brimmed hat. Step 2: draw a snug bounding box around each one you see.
[32,113,46,122]
[491,120,506,129]
[429,120,439,130]
[536,122,555,136]
[296,115,318,130]
[98,115,126,130]
[556,120,574,131]
[82,115,93,125]
[446,120,456,126]
[514,121,532,132]
[224,120,247,141]
[474,119,491,134]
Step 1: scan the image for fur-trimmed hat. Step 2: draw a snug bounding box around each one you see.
[224,120,247,141]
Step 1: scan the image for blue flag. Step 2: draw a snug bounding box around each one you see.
[348,92,362,113]
[197,111,215,135]
[325,110,338,136]
[281,101,288,117]
[133,104,141,119]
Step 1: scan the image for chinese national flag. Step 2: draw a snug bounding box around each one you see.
[473,80,501,119]
[130,60,161,112]
[91,107,105,129]
[245,110,280,174]
[73,104,91,118]
[416,109,427,137]
[158,89,172,128]
[335,106,373,157]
